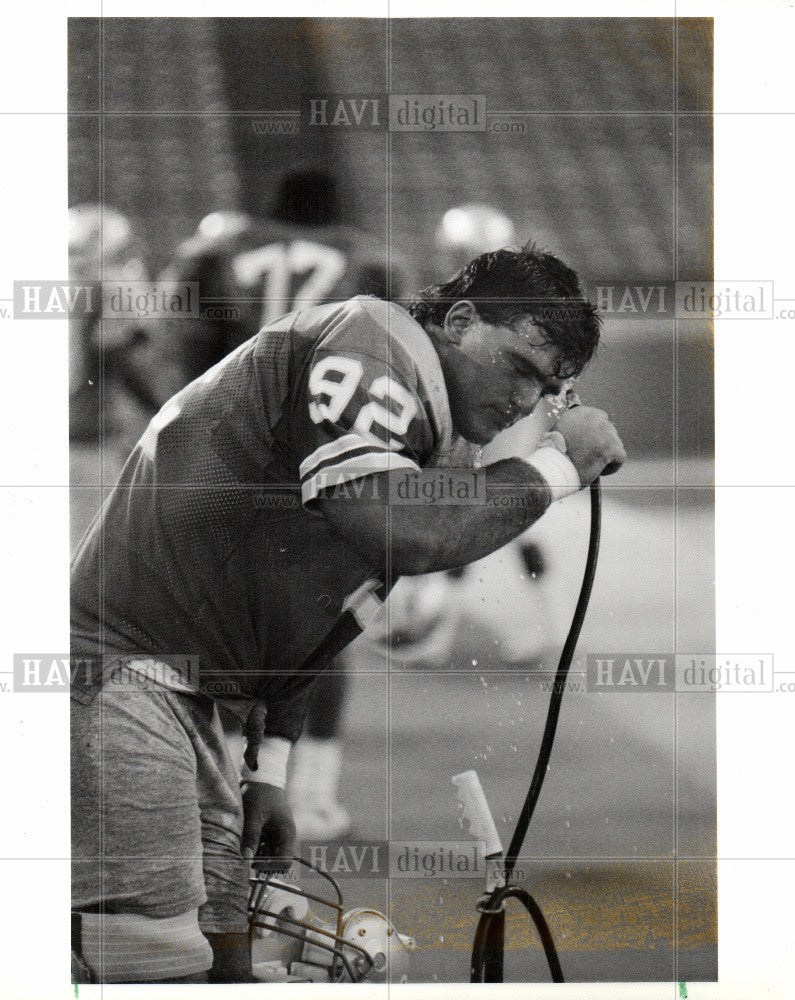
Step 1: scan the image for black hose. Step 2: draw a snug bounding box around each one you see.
[470,478,602,983]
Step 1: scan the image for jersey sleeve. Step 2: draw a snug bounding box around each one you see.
[292,306,438,506]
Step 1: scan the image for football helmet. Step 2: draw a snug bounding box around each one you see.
[249,858,415,983]
[435,202,516,254]
[196,209,253,243]
[68,203,147,285]
[69,203,134,264]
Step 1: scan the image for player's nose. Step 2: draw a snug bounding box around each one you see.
[510,383,540,417]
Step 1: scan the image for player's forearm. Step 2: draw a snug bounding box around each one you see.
[318,459,557,576]
[385,459,553,574]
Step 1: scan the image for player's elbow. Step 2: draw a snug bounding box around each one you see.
[347,528,438,576]
[388,540,439,576]
[316,485,451,576]
[381,517,458,576]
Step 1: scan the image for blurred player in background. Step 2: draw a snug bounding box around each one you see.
[146,167,416,841]
[69,204,161,544]
[433,202,516,280]
[148,166,415,401]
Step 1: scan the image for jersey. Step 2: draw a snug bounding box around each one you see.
[71,297,465,742]
[146,217,418,406]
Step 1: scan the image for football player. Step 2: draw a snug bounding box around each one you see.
[379,203,563,669]
[145,168,416,842]
[69,204,163,550]
[146,166,416,403]
[69,204,158,440]
[70,245,625,982]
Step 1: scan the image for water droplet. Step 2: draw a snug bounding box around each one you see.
[564,820,570,828]
[472,658,479,667]
[565,871,571,879]
[438,935,445,944]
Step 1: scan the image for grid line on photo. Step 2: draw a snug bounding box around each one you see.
[60,15,716,986]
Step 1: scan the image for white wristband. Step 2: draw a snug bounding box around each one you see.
[241,736,291,788]
[524,445,582,502]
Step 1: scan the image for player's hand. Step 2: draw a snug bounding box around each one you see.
[241,782,296,871]
[554,406,626,486]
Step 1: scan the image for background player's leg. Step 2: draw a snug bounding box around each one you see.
[289,657,351,841]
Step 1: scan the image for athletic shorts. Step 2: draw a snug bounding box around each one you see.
[71,685,252,934]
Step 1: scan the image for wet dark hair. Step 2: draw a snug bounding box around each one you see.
[408,245,600,377]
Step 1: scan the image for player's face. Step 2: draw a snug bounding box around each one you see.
[441,308,567,445]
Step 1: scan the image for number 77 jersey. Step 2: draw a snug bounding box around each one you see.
[146,215,418,407]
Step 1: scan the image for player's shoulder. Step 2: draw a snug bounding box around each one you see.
[319,296,437,372]
[318,222,400,261]
[170,217,280,258]
[302,221,365,249]
[245,218,305,245]
[302,222,399,260]
[340,293,407,328]
[309,297,451,435]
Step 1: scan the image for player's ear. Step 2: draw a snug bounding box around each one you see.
[442,300,478,345]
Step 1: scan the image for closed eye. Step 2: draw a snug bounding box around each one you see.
[512,357,561,396]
